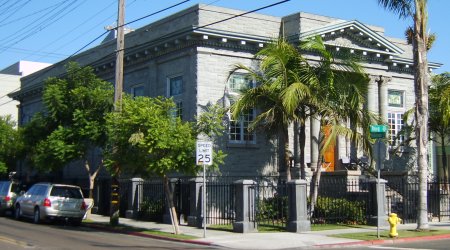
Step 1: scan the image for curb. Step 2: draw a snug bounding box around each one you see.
[314,233,450,248]
[84,223,214,247]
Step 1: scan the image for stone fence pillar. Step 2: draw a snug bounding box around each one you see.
[187,177,203,227]
[125,178,144,219]
[369,178,388,226]
[233,180,257,233]
[287,180,311,232]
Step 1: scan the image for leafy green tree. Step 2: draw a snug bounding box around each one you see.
[377,0,431,230]
[27,62,114,198]
[429,73,450,183]
[105,96,225,234]
[0,115,21,176]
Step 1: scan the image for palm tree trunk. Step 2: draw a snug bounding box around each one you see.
[309,151,323,217]
[283,128,292,181]
[441,134,448,189]
[413,0,430,230]
[164,176,181,234]
[300,123,306,180]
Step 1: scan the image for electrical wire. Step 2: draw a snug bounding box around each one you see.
[0,0,87,55]
[0,0,290,106]
[0,0,31,25]
[0,2,67,28]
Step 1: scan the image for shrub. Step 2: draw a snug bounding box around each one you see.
[313,196,366,225]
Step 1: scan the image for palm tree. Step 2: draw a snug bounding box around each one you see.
[289,36,375,214]
[377,0,430,230]
[231,38,308,181]
[429,73,450,184]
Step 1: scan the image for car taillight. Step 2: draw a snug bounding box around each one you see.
[4,196,10,202]
[43,198,51,207]
[80,201,87,210]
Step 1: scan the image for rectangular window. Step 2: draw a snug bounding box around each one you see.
[229,108,255,143]
[388,90,404,107]
[388,112,404,146]
[168,76,183,96]
[228,73,253,93]
[131,85,144,97]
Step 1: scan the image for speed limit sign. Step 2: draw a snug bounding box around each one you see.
[196,141,213,165]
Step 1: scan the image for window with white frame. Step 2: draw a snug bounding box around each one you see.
[131,85,144,97]
[387,112,404,146]
[168,76,183,96]
[227,73,256,143]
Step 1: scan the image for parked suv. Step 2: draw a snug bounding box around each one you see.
[0,181,19,215]
[14,183,87,225]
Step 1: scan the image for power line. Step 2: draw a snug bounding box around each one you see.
[0,0,31,24]
[0,1,67,28]
[28,0,118,61]
[0,0,86,55]
[1,0,290,106]
[0,0,194,102]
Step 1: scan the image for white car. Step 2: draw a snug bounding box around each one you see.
[14,183,87,226]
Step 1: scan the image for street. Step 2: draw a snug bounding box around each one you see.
[0,217,222,250]
[320,238,450,250]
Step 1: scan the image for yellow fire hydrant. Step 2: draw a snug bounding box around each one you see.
[388,213,402,237]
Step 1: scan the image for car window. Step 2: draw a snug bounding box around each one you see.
[0,182,7,195]
[26,185,36,195]
[36,186,47,196]
[50,187,83,199]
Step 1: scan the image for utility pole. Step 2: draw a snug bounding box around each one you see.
[110,0,125,226]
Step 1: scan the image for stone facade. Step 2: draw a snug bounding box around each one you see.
[9,4,441,179]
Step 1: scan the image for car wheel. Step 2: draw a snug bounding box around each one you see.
[33,208,40,224]
[14,205,21,220]
[70,218,82,226]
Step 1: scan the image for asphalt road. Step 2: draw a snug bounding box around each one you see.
[0,216,222,250]
[322,238,450,250]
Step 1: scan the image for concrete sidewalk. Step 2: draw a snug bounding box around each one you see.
[86,214,450,249]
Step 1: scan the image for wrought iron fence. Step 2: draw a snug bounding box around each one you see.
[310,177,371,225]
[92,175,450,227]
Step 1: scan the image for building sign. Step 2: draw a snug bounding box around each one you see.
[388,90,403,107]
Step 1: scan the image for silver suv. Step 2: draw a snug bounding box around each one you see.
[14,183,87,226]
[0,181,19,215]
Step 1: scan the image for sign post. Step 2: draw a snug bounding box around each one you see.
[196,141,213,238]
[370,125,387,239]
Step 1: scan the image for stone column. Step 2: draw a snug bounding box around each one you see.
[126,178,144,219]
[287,180,311,232]
[310,116,320,171]
[187,177,203,227]
[233,180,257,233]
[368,178,389,226]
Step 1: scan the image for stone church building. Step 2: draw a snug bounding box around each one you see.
[10,4,441,180]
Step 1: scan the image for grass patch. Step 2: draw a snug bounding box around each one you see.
[83,221,197,240]
[311,224,371,231]
[333,229,450,241]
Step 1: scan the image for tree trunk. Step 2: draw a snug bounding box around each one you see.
[283,128,291,181]
[300,123,306,180]
[164,176,181,234]
[84,159,102,199]
[441,134,448,190]
[413,0,429,230]
[309,150,323,218]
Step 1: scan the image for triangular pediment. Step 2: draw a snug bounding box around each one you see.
[299,20,403,56]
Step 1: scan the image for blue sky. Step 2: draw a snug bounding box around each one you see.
[0,0,448,73]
